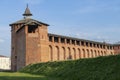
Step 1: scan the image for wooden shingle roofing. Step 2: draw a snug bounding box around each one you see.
[48,33,114,46]
[9,18,49,26]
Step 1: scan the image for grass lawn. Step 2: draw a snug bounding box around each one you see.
[1,55,120,80]
[20,55,120,80]
[0,72,60,80]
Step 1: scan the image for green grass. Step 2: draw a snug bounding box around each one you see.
[20,55,120,80]
[0,72,60,80]
[1,55,120,80]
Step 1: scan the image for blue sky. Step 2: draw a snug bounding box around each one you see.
[0,0,120,56]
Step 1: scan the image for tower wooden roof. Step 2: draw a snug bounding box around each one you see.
[10,5,49,26]
[10,18,49,26]
[48,33,113,46]
[23,4,32,17]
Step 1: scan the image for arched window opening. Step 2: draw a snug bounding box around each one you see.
[67,47,72,60]
[101,51,103,56]
[94,50,97,57]
[49,45,53,61]
[73,48,76,59]
[82,49,85,58]
[62,47,66,60]
[87,49,89,58]
[98,51,100,56]
[55,46,59,60]
[78,48,81,59]
[91,50,93,58]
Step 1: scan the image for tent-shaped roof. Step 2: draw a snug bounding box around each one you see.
[10,18,49,26]
[10,5,49,26]
[23,4,32,16]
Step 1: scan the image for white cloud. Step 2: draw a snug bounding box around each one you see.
[67,31,113,43]
[75,32,90,38]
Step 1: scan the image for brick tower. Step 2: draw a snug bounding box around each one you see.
[10,5,49,71]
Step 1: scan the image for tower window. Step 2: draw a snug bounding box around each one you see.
[94,44,96,47]
[15,56,17,59]
[67,39,70,44]
[81,41,84,46]
[97,44,99,48]
[61,38,65,43]
[49,36,52,42]
[100,45,102,48]
[90,43,92,47]
[28,25,38,33]
[86,42,88,47]
[54,37,59,42]
[72,40,75,45]
[109,46,111,49]
[76,41,80,45]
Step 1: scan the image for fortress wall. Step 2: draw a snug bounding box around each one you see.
[48,35,114,61]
